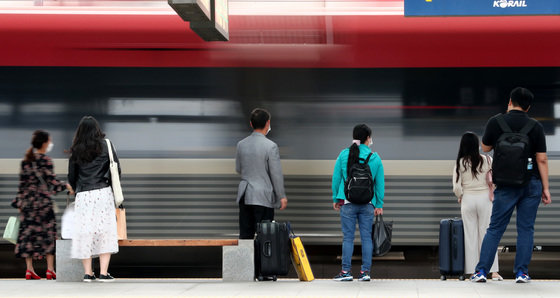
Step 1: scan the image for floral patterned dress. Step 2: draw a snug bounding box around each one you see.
[11,154,65,259]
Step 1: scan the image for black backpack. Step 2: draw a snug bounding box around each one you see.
[344,152,374,204]
[492,115,536,186]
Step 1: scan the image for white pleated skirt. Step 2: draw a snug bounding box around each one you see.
[71,187,119,259]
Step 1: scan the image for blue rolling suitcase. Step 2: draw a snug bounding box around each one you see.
[439,218,465,281]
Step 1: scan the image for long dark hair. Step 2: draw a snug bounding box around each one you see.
[69,116,106,165]
[24,130,49,162]
[455,132,484,183]
[347,124,372,171]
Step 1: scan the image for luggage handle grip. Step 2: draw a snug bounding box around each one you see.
[452,224,459,258]
[263,240,272,257]
[452,238,457,258]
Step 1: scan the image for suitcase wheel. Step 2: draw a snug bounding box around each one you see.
[440,275,447,281]
[257,275,278,281]
[459,275,465,281]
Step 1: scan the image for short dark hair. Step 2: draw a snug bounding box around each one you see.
[24,130,50,162]
[510,87,533,110]
[250,108,270,130]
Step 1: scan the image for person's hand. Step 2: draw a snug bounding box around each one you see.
[279,198,288,210]
[333,202,340,211]
[66,184,75,195]
[458,197,462,204]
[542,189,551,205]
[374,208,383,216]
[333,201,343,211]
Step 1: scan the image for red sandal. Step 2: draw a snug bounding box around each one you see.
[25,270,41,280]
[46,270,56,280]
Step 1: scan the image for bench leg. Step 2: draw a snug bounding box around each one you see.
[222,239,254,281]
[56,240,84,282]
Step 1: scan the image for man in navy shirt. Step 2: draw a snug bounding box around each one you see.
[471,87,551,283]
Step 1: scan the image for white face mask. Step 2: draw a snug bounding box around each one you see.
[266,125,271,135]
[46,143,54,153]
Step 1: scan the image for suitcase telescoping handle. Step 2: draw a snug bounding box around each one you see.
[263,240,272,257]
[452,238,457,259]
[286,221,295,238]
[448,220,454,267]
[452,223,458,259]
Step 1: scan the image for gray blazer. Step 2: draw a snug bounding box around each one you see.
[235,132,286,209]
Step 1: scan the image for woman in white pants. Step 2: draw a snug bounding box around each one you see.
[453,132,502,281]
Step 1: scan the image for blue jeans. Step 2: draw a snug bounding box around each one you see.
[475,176,542,275]
[340,203,374,272]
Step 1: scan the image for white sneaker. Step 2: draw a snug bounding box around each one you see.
[470,271,487,283]
[515,273,530,283]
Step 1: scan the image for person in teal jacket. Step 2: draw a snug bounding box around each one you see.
[332,124,385,282]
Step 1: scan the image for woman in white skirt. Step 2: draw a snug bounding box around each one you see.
[68,116,120,282]
[453,132,502,281]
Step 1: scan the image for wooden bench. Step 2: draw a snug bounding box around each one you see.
[56,239,254,282]
[118,239,252,281]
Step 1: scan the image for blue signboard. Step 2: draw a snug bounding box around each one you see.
[405,0,560,16]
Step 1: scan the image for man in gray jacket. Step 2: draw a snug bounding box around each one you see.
[236,108,288,239]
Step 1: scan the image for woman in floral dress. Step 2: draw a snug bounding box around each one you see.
[11,130,70,280]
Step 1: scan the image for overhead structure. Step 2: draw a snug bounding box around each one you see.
[169,0,229,41]
[168,0,211,22]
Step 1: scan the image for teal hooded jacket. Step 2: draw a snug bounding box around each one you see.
[332,144,385,208]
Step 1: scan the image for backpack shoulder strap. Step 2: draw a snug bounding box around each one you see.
[496,115,512,133]
[364,153,373,164]
[520,119,537,135]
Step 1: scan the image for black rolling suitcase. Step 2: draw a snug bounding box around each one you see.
[255,220,291,281]
[439,218,465,281]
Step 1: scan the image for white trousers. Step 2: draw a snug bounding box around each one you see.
[461,192,499,274]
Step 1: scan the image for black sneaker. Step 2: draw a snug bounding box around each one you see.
[333,270,353,281]
[83,274,96,282]
[358,271,371,281]
[98,273,115,282]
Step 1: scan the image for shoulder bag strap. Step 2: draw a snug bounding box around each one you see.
[485,154,493,178]
[485,154,492,166]
[496,115,512,133]
[31,161,47,187]
[105,139,115,164]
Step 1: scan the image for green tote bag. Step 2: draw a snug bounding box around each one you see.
[3,216,20,244]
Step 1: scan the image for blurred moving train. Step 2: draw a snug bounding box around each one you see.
[0,1,560,248]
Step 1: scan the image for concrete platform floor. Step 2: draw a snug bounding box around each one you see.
[1,279,559,298]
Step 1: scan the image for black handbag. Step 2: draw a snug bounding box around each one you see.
[372,214,393,257]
